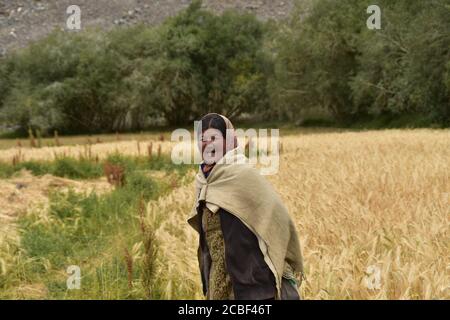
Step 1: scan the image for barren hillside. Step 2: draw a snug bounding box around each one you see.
[0,0,294,56]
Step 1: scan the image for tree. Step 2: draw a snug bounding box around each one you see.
[142,0,271,124]
[272,0,363,122]
[352,0,450,125]
[0,0,272,132]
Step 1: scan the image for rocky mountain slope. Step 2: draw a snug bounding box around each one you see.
[0,0,294,56]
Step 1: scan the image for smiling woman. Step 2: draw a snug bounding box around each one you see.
[188,113,303,300]
[198,113,237,173]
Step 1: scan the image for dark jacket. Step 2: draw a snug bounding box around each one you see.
[198,203,289,300]
[197,164,300,300]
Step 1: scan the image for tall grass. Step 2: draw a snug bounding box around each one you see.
[0,155,193,299]
[0,153,191,180]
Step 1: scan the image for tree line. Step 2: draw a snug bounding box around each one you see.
[0,0,448,135]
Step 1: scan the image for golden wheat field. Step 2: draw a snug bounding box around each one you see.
[1,128,449,299]
[144,129,450,300]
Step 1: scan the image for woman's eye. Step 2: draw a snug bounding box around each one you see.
[201,136,216,142]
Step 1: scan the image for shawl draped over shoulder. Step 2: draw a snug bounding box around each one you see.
[188,149,304,299]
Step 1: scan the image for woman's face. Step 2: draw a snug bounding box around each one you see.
[200,128,226,164]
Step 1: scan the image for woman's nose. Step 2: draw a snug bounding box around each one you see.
[202,140,212,152]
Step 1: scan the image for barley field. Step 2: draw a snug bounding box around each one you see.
[145,128,450,300]
[0,128,449,299]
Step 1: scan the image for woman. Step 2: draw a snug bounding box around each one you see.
[187,113,304,300]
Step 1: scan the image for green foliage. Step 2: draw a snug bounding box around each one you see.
[0,156,192,299]
[0,157,102,179]
[272,0,449,126]
[0,153,193,181]
[0,161,15,178]
[16,161,53,176]
[0,1,270,133]
[0,0,447,131]
[351,0,450,125]
[18,186,147,298]
[105,152,194,175]
[51,158,103,179]
[123,171,159,201]
[126,0,271,125]
[272,0,363,121]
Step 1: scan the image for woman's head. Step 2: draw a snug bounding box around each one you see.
[198,113,237,164]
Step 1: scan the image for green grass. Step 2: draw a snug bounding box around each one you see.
[0,153,193,180]
[0,154,194,299]
[0,158,100,179]
[16,187,147,299]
